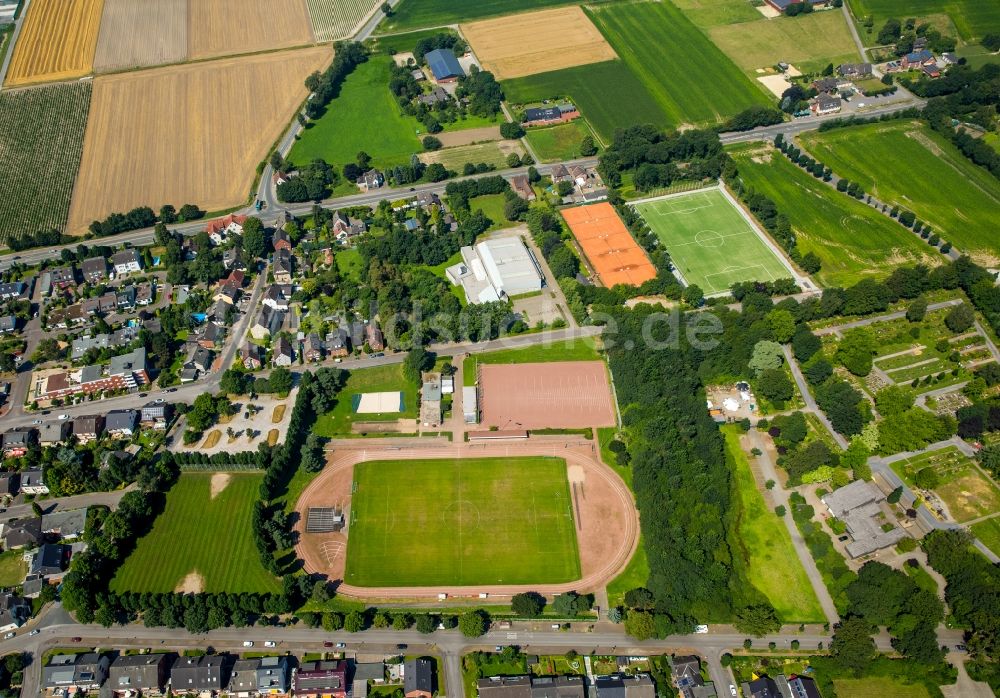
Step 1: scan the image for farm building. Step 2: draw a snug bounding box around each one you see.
[522,103,579,126]
[424,49,464,82]
[764,0,830,12]
[446,237,544,304]
[811,94,842,115]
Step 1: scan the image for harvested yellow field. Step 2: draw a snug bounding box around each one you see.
[94,0,189,73]
[4,0,104,87]
[461,6,617,80]
[189,0,315,60]
[67,47,331,234]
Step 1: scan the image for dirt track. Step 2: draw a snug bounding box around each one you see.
[295,440,639,600]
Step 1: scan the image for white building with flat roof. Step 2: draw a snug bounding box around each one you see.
[446,236,543,304]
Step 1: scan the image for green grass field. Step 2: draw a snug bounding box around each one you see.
[289,56,422,168]
[709,12,861,74]
[379,0,585,32]
[313,363,418,437]
[634,188,791,294]
[729,145,939,287]
[972,517,1000,558]
[587,2,771,127]
[470,193,509,231]
[503,60,670,143]
[672,0,761,28]
[800,121,1000,262]
[370,28,461,54]
[723,426,826,622]
[832,677,933,698]
[463,336,602,385]
[606,536,649,607]
[420,142,514,170]
[525,120,595,162]
[344,457,580,586]
[111,474,280,593]
[0,549,27,587]
[847,0,1000,40]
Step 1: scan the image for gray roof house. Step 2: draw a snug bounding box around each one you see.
[0,517,42,549]
[105,409,139,436]
[230,656,290,696]
[531,676,585,698]
[170,654,232,694]
[293,660,347,696]
[0,592,30,632]
[30,543,69,576]
[73,415,105,443]
[19,467,48,494]
[404,658,434,698]
[109,654,173,696]
[0,472,19,497]
[42,508,88,539]
[43,653,110,692]
[39,420,72,446]
[81,257,108,283]
[478,676,531,698]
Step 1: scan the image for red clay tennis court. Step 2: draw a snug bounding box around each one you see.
[479,361,617,429]
[562,202,657,287]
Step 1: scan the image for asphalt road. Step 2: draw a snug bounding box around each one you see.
[0,487,132,524]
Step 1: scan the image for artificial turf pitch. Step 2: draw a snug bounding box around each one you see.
[634,188,791,294]
[344,457,581,587]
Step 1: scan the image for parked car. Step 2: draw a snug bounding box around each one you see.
[323,641,334,648]
[4,632,14,639]
[29,629,39,636]
[264,641,276,648]
[243,641,254,647]
[336,643,346,649]
[58,414,69,420]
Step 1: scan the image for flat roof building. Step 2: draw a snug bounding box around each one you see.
[447,237,544,304]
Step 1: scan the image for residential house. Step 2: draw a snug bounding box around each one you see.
[837,62,873,79]
[98,292,118,314]
[42,653,110,694]
[530,676,585,698]
[207,214,247,245]
[73,415,105,444]
[2,427,36,457]
[293,661,347,698]
[273,248,293,284]
[230,656,290,697]
[20,467,47,494]
[0,592,30,633]
[921,63,941,78]
[45,304,87,330]
[325,329,349,358]
[511,175,536,201]
[81,257,108,284]
[671,657,717,698]
[39,421,71,446]
[110,249,143,275]
[223,248,246,270]
[21,574,45,598]
[522,103,578,126]
[787,676,821,698]
[902,48,936,69]
[136,282,155,306]
[251,306,284,339]
[0,281,27,300]
[349,322,365,351]
[272,227,292,252]
[740,677,782,698]
[192,347,215,373]
[198,322,226,349]
[214,282,240,306]
[477,676,531,698]
[170,654,232,694]
[357,169,385,191]
[117,286,136,311]
[108,654,173,696]
[105,409,139,437]
[241,344,264,370]
[81,298,101,316]
[263,284,292,311]
[49,266,77,291]
[811,94,842,115]
[42,508,87,539]
[304,333,324,362]
[0,517,42,549]
[424,48,464,82]
[141,402,173,429]
[417,86,450,106]
[0,315,17,334]
[365,323,384,351]
[0,472,19,498]
[403,658,434,698]
[811,76,841,94]
[595,675,655,698]
[31,543,69,576]
[273,336,294,366]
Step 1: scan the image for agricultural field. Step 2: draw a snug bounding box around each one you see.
[307,0,381,42]
[379,0,582,33]
[586,2,771,127]
[728,144,939,287]
[800,121,1000,265]
[846,0,1000,41]
[723,427,825,622]
[672,0,761,28]
[634,188,792,295]
[419,141,524,170]
[708,12,861,75]
[503,60,669,143]
[0,83,92,245]
[312,363,418,437]
[67,47,329,234]
[188,0,315,60]
[4,0,104,87]
[971,517,1000,558]
[891,447,1000,524]
[289,55,422,168]
[111,473,281,593]
[461,7,616,80]
[94,0,188,72]
[462,336,602,385]
[525,119,596,162]
[344,457,580,586]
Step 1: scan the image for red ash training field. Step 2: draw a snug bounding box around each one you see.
[562,202,657,288]
[479,361,616,429]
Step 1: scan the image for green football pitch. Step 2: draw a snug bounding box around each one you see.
[344,457,581,587]
[634,188,792,294]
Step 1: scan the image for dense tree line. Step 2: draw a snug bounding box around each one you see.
[720,106,785,132]
[304,42,369,119]
[598,125,725,191]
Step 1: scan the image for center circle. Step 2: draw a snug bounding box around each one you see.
[695,229,724,247]
[441,499,481,529]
